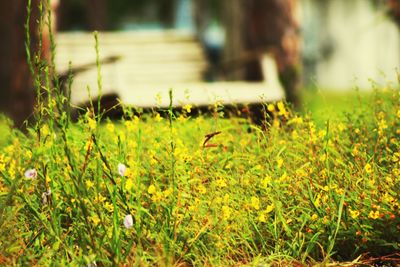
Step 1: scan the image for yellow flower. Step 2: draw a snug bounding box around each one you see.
[311,214,318,221]
[221,205,232,220]
[276,158,284,169]
[151,192,162,202]
[94,194,106,204]
[183,104,192,113]
[90,214,101,226]
[148,184,156,195]
[292,130,299,139]
[349,209,360,219]
[250,196,260,210]
[258,213,266,223]
[104,202,114,213]
[41,124,49,137]
[277,101,289,118]
[223,193,230,202]
[364,163,373,174]
[125,178,134,191]
[265,204,275,214]
[197,184,206,194]
[267,104,275,112]
[106,122,115,133]
[87,117,97,131]
[85,180,95,189]
[215,178,227,188]
[154,113,163,122]
[163,187,173,198]
[261,176,272,188]
[368,210,380,220]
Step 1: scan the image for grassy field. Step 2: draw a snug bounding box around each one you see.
[1,86,400,266]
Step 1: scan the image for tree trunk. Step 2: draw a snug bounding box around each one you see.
[0,0,39,128]
[85,0,108,31]
[222,0,301,106]
[222,0,247,80]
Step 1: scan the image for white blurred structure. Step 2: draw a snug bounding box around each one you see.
[302,0,400,90]
[55,31,285,107]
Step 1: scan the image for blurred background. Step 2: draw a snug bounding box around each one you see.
[0,0,400,126]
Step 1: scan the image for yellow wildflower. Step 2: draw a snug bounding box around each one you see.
[223,194,230,202]
[261,176,272,188]
[197,184,206,194]
[41,124,49,137]
[338,123,346,132]
[277,101,288,117]
[311,214,318,221]
[265,204,275,214]
[106,122,115,133]
[368,210,380,220]
[125,178,134,191]
[104,202,114,213]
[87,117,96,131]
[250,196,260,210]
[258,213,266,223]
[183,104,192,113]
[154,113,162,122]
[90,215,101,226]
[151,192,162,202]
[94,194,106,204]
[276,158,284,168]
[148,184,156,195]
[267,104,275,112]
[364,163,373,174]
[85,180,95,189]
[163,187,173,198]
[215,178,227,188]
[221,205,232,220]
[350,209,360,219]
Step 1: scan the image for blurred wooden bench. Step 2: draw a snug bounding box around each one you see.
[55,30,285,110]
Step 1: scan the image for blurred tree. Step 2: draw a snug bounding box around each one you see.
[58,0,107,30]
[0,0,40,128]
[386,0,400,26]
[86,0,108,30]
[58,0,177,31]
[221,0,301,106]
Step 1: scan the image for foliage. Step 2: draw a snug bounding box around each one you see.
[2,86,400,265]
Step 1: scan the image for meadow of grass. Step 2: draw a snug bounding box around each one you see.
[1,84,400,266]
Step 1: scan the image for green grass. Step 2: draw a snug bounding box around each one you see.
[1,88,400,266]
